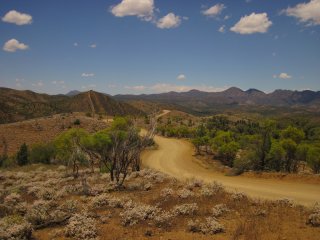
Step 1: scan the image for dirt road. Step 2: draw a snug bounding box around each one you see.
[141,134,320,206]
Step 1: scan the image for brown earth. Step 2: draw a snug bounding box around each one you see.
[0,113,109,156]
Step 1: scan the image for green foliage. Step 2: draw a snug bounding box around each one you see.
[281,139,298,172]
[54,128,89,163]
[281,126,305,143]
[29,143,55,164]
[266,140,285,171]
[16,143,29,166]
[296,144,310,162]
[233,150,256,174]
[73,119,81,125]
[217,141,239,167]
[307,146,320,174]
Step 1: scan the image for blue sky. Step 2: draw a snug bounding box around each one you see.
[0,0,319,94]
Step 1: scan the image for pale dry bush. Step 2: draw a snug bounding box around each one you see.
[200,181,225,197]
[65,212,98,240]
[275,198,294,207]
[211,204,229,218]
[160,187,175,199]
[186,178,203,190]
[120,201,160,226]
[231,192,247,201]
[172,203,198,216]
[188,217,224,235]
[139,168,167,183]
[153,211,175,227]
[0,215,32,240]
[90,194,127,209]
[308,203,320,227]
[4,192,22,205]
[177,188,194,199]
[143,182,153,191]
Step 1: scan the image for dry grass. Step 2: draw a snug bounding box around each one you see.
[0,165,319,240]
[0,113,108,156]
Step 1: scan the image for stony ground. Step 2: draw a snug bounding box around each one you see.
[0,165,320,240]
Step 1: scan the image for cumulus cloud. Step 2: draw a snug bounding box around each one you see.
[110,0,154,21]
[3,39,29,52]
[74,42,78,47]
[202,4,225,17]
[177,74,186,80]
[2,10,32,25]
[89,44,97,48]
[230,12,272,34]
[218,25,226,33]
[282,0,320,26]
[156,13,181,29]
[273,73,292,79]
[81,73,95,77]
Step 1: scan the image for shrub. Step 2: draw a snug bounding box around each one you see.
[0,215,32,240]
[172,203,198,216]
[65,212,98,240]
[177,188,194,199]
[275,198,294,207]
[120,202,160,226]
[73,119,81,125]
[231,192,247,201]
[16,143,28,166]
[200,181,225,197]
[188,217,224,235]
[186,178,203,190]
[160,188,174,198]
[211,204,229,218]
[29,143,55,164]
[307,203,320,227]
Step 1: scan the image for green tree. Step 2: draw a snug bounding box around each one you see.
[17,143,29,166]
[281,139,298,172]
[29,143,55,164]
[266,140,285,171]
[281,126,305,144]
[217,141,239,167]
[307,146,320,174]
[54,128,90,177]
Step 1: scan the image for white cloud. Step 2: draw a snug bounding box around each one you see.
[52,80,65,85]
[224,15,231,20]
[110,0,154,21]
[202,4,225,17]
[230,12,272,34]
[125,85,146,91]
[2,10,32,25]
[89,44,96,48]
[32,81,44,87]
[74,42,78,47]
[81,73,95,77]
[82,84,96,89]
[274,73,292,79]
[219,25,226,33]
[156,13,181,29]
[282,0,320,26]
[177,74,186,80]
[125,83,228,93]
[3,39,29,52]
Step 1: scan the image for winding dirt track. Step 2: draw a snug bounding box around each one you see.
[141,134,320,206]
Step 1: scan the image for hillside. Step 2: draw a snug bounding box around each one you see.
[114,88,320,115]
[0,88,143,123]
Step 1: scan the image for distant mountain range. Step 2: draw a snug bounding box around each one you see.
[1,87,319,123]
[0,88,142,123]
[114,87,320,114]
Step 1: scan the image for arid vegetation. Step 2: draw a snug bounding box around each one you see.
[155,114,320,175]
[0,166,319,239]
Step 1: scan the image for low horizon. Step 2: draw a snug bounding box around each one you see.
[2,85,320,96]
